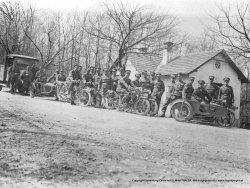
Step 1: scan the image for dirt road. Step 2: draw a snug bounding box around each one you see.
[0,89,249,188]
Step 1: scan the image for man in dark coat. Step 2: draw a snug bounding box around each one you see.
[192,80,212,104]
[9,60,20,94]
[68,65,83,105]
[182,77,195,100]
[132,73,142,87]
[218,77,234,107]
[151,73,165,109]
[205,76,220,100]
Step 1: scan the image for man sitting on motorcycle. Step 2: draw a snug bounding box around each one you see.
[116,70,137,106]
[192,80,212,104]
[68,65,83,105]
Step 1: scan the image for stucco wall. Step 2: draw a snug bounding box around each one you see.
[126,60,137,81]
[160,53,241,120]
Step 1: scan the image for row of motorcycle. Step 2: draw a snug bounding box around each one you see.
[56,80,159,116]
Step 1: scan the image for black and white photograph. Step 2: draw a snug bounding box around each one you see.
[0,0,249,187]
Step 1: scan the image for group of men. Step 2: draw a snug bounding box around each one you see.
[159,73,234,117]
[65,66,235,115]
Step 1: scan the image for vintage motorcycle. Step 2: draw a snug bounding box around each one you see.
[30,81,57,98]
[170,99,237,127]
[56,80,81,103]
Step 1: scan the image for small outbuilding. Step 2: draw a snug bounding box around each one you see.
[124,47,249,126]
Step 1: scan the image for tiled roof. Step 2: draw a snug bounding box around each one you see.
[126,53,162,73]
[157,50,221,75]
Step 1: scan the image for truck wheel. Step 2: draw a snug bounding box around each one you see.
[171,102,193,122]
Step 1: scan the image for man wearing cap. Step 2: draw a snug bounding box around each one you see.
[117,70,135,92]
[182,77,195,100]
[151,73,165,110]
[20,67,30,96]
[9,60,20,94]
[47,69,60,83]
[133,73,142,87]
[110,68,118,91]
[139,70,151,89]
[205,76,220,100]
[218,77,234,107]
[149,72,156,83]
[159,74,176,117]
[67,65,83,105]
[98,68,112,104]
[192,80,212,104]
[83,69,94,83]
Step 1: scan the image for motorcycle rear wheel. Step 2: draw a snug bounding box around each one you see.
[171,102,193,122]
[79,91,92,106]
[134,99,150,115]
[218,111,235,127]
[104,92,118,109]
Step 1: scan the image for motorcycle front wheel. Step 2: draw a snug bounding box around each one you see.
[171,102,193,122]
[134,99,150,115]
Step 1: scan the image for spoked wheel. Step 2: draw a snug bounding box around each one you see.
[218,111,235,127]
[134,99,150,115]
[57,84,68,102]
[93,93,102,108]
[120,95,135,112]
[79,91,92,107]
[148,100,158,116]
[104,92,118,110]
[171,102,193,122]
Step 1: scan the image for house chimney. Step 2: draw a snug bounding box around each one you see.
[162,42,173,65]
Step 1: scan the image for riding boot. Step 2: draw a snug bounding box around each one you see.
[70,91,76,105]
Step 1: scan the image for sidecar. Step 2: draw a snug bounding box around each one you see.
[30,81,57,98]
[170,99,236,126]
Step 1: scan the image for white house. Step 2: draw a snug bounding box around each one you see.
[124,48,249,127]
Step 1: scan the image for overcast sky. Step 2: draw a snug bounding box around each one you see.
[15,0,249,36]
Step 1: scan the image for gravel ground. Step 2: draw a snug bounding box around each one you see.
[0,88,249,188]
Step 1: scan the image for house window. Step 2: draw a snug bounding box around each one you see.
[215,61,221,69]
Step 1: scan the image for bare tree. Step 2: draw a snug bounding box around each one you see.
[86,1,178,68]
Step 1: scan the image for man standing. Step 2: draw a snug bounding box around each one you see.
[149,72,156,83]
[98,68,112,105]
[110,68,118,91]
[68,65,83,105]
[205,76,220,100]
[218,77,234,107]
[29,63,39,83]
[20,67,30,96]
[192,80,212,104]
[133,73,142,87]
[182,77,195,100]
[54,70,67,101]
[139,70,151,89]
[94,67,102,88]
[159,74,175,117]
[47,69,60,83]
[151,73,165,113]
[83,69,94,83]
[9,60,20,94]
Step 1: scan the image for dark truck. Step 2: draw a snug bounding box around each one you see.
[0,54,39,91]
